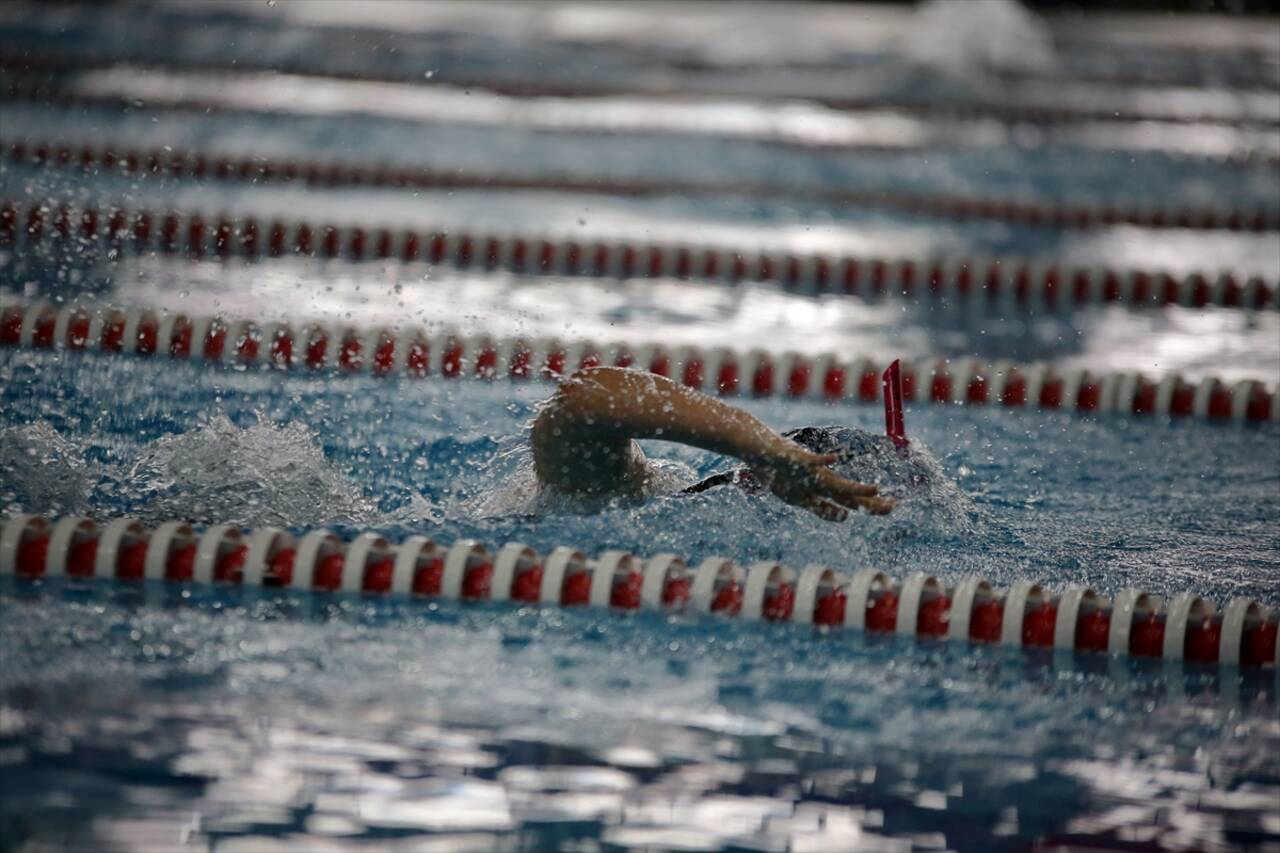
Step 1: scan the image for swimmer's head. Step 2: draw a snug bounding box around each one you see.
[682,425,929,497]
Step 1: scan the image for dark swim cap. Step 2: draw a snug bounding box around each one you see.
[682,424,965,523]
[681,424,938,498]
[682,426,862,495]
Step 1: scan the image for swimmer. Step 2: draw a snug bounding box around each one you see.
[532,367,896,520]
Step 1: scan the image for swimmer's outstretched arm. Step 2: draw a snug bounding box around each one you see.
[531,367,893,518]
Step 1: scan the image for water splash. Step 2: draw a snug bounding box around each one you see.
[120,414,439,527]
[455,422,977,571]
[800,426,972,507]
[0,422,93,517]
[904,0,1056,74]
[1,414,441,528]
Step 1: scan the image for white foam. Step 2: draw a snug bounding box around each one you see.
[904,0,1056,74]
[0,422,93,517]
[121,415,440,527]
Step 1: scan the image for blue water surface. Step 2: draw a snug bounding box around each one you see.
[1,347,1278,851]
[1,1,1279,850]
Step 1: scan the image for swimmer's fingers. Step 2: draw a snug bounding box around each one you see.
[803,497,849,523]
[755,449,878,513]
[814,467,879,498]
[781,447,838,468]
[850,495,896,515]
[835,479,880,498]
[826,491,895,515]
[815,473,895,515]
[777,451,878,496]
[801,493,894,520]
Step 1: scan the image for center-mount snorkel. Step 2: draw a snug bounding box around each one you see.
[883,359,910,453]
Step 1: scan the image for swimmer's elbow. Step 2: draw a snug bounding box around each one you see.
[534,365,655,465]
[535,372,591,431]
[563,366,631,394]
[548,366,630,419]
[530,372,598,481]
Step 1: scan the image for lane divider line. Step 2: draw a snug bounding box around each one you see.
[2,200,1276,312]
[2,297,1277,423]
[6,138,1277,233]
[2,514,1275,672]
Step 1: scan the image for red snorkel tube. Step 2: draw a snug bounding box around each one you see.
[883,359,909,452]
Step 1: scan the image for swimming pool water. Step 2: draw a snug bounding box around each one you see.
[1,351,1278,599]
[2,1,1279,850]
[2,347,1278,851]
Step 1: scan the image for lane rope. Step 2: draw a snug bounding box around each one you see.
[3,199,1277,313]
[3,50,1278,133]
[2,297,1277,424]
[2,514,1276,673]
[7,137,1277,234]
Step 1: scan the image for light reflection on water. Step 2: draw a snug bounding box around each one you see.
[1,2,1278,850]
[1,585,1277,852]
[8,254,1279,384]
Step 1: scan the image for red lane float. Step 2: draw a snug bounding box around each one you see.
[2,200,1276,312]
[6,138,1277,234]
[2,514,1276,671]
[2,298,1277,424]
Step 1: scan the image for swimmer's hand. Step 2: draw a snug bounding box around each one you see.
[749,443,895,521]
